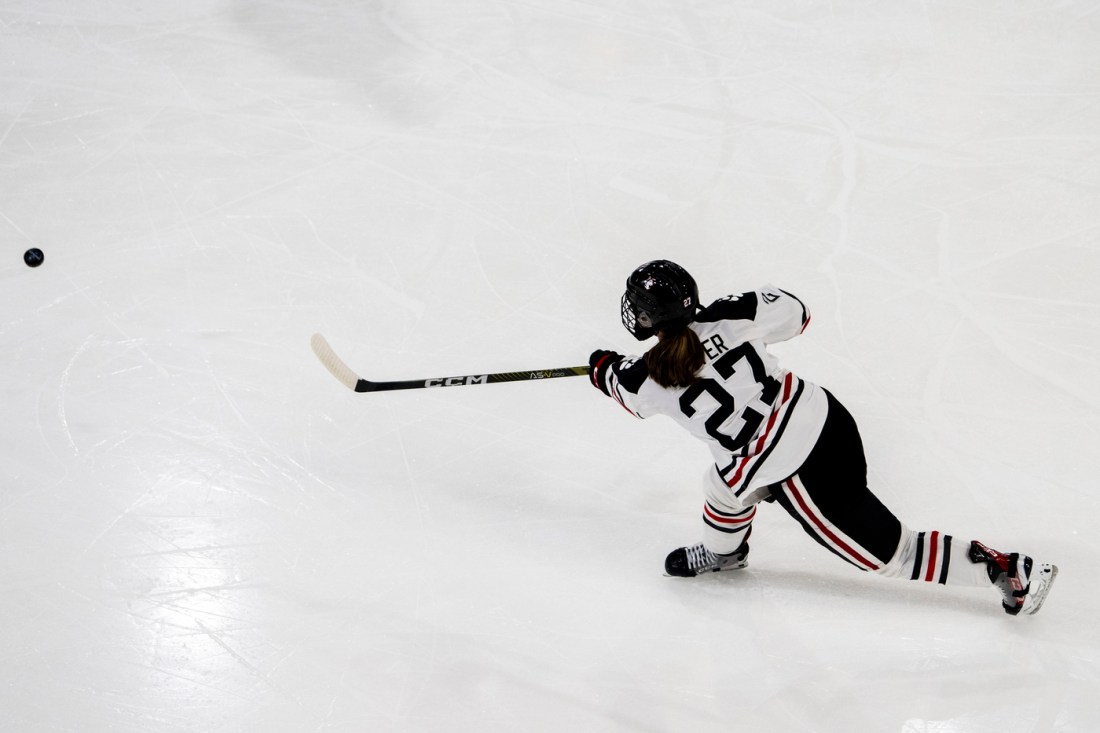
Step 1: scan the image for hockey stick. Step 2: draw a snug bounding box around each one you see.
[311,333,590,393]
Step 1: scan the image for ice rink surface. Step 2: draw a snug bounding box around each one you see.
[2,1,1099,731]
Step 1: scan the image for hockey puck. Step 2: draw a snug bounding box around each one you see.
[23,248,44,268]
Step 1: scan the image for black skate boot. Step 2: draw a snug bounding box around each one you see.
[665,543,749,577]
[968,540,1058,616]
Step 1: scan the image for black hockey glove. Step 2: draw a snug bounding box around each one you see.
[588,349,623,396]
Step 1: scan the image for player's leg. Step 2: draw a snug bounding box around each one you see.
[665,495,754,577]
[874,527,1057,615]
[773,390,1057,614]
[768,389,901,571]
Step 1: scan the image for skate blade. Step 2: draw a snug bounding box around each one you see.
[1024,563,1058,615]
[662,560,749,578]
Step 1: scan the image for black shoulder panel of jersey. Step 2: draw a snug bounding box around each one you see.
[615,356,650,395]
[695,292,759,323]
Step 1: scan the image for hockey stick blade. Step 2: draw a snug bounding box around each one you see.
[310,333,590,393]
[311,333,363,390]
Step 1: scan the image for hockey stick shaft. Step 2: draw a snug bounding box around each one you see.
[311,333,590,393]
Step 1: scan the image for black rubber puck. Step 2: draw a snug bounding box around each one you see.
[24,248,44,267]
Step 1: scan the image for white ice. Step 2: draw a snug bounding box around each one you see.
[2,2,1099,731]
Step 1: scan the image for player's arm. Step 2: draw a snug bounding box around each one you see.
[588,350,649,417]
[745,286,810,344]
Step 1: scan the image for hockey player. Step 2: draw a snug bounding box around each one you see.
[588,259,1057,616]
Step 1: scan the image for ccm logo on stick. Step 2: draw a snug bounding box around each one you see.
[425,375,489,387]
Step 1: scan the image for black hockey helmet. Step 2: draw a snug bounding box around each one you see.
[620,260,699,340]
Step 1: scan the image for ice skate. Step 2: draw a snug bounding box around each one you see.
[665,542,749,577]
[968,540,1058,616]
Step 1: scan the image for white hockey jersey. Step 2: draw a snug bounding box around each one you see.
[594,287,829,516]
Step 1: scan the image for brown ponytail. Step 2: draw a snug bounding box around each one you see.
[644,327,705,388]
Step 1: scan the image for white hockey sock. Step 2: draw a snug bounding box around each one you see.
[876,528,989,588]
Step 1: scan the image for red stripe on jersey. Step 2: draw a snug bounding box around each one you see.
[704,504,756,525]
[924,531,940,582]
[785,478,880,571]
[800,315,812,334]
[610,379,640,418]
[725,372,795,488]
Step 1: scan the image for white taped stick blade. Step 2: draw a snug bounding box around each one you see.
[310,333,361,391]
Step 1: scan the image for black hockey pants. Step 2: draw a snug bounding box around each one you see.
[768,390,903,571]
